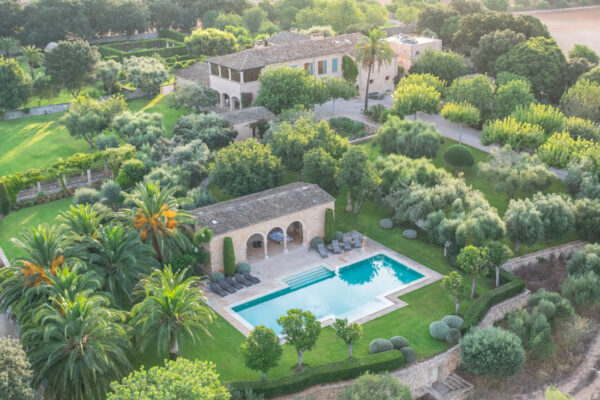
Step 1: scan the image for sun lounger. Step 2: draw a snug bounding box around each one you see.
[352,234,362,248]
[243,271,260,284]
[234,273,253,287]
[332,240,342,254]
[317,243,328,258]
[209,282,228,297]
[343,237,352,251]
[218,279,236,293]
[226,276,244,289]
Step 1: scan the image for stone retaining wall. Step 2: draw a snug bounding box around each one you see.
[502,241,585,273]
[2,103,71,120]
[479,289,531,328]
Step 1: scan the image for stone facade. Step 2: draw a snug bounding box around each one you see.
[387,34,442,75]
[204,201,334,274]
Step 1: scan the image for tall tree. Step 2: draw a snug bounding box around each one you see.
[0,36,20,57]
[457,245,487,298]
[169,84,220,113]
[560,79,600,123]
[493,79,536,119]
[392,83,441,120]
[337,146,379,214]
[447,74,494,122]
[241,326,283,380]
[441,102,480,142]
[323,77,358,116]
[471,29,526,74]
[21,293,131,400]
[332,318,363,359]
[485,240,512,287]
[18,45,43,79]
[277,309,321,371]
[255,66,320,114]
[131,266,214,360]
[441,271,466,314]
[504,198,544,251]
[0,57,30,113]
[354,29,394,110]
[44,40,99,98]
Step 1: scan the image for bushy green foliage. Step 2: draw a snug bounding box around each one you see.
[566,244,600,276]
[0,181,10,215]
[562,116,600,141]
[493,79,536,119]
[390,336,409,349]
[100,180,123,210]
[442,315,464,330]
[44,40,99,97]
[223,237,236,277]
[409,49,467,83]
[391,83,441,119]
[445,328,462,345]
[441,101,481,127]
[210,140,283,196]
[447,75,494,122]
[0,56,30,112]
[325,208,335,244]
[443,145,475,168]
[0,338,35,400]
[277,309,321,370]
[429,320,450,340]
[397,73,446,96]
[369,338,394,354]
[112,111,165,149]
[338,373,412,400]
[472,29,526,74]
[169,84,219,113]
[400,347,417,364]
[504,198,543,251]
[481,117,545,149]
[574,198,600,243]
[532,193,574,240]
[185,28,237,57]
[173,113,237,150]
[568,44,599,65]
[241,326,283,380]
[328,117,365,139]
[537,132,600,169]
[379,218,393,229]
[342,55,359,84]
[116,159,145,189]
[108,359,230,400]
[376,117,442,159]
[561,272,600,308]
[460,327,525,377]
[511,103,565,136]
[96,134,120,150]
[309,236,324,249]
[302,148,337,193]
[73,187,101,205]
[229,351,404,398]
[210,272,224,282]
[560,79,600,123]
[123,56,169,96]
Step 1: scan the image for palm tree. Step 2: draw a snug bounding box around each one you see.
[84,224,157,308]
[354,29,394,110]
[19,45,43,79]
[127,181,194,263]
[58,203,109,242]
[20,293,131,400]
[131,265,214,360]
[0,37,20,58]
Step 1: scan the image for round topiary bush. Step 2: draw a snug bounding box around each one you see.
[402,229,417,239]
[210,272,224,282]
[335,231,344,241]
[445,328,462,345]
[73,187,101,205]
[430,320,450,341]
[442,315,464,330]
[237,263,251,273]
[460,327,525,378]
[309,237,324,250]
[443,145,475,168]
[379,218,394,229]
[369,338,394,354]
[400,346,417,364]
[390,336,410,350]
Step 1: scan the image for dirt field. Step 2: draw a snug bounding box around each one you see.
[521,7,600,55]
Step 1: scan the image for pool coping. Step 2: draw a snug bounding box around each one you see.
[208,233,443,336]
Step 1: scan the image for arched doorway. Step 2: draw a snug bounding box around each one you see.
[286,221,303,251]
[246,233,266,263]
[222,93,230,108]
[267,227,287,258]
[232,96,241,110]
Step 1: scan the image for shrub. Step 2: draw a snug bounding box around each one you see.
[443,145,475,168]
[402,229,417,239]
[379,218,393,230]
[237,263,251,273]
[338,372,412,400]
[229,350,404,398]
[400,347,416,364]
[223,237,236,277]
[364,104,385,122]
[73,187,101,205]
[442,315,464,330]
[325,208,335,244]
[0,181,10,215]
[334,231,344,241]
[511,103,565,136]
[328,117,366,139]
[368,338,394,354]
[460,327,525,378]
[309,237,324,250]
[375,117,443,159]
[97,134,120,150]
[390,336,409,350]
[561,272,600,308]
[115,159,145,189]
[445,328,462,345]
[0,338,35,400]
[100,180,123,210]
[429,320,450,340]
[481,117,545,149]
[210,272,224,282]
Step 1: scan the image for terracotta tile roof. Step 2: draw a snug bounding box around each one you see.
[220,106,275,125]
[191,183,335,235]
[207,33,363,71]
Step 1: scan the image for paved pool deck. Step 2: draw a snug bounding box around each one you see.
[204,232,443,336]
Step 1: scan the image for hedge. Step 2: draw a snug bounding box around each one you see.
[0,181,10,215]
[99,38,188,61]
[223,237,236,277]
[228,350,404,398]
[461,268,525,333]
[325,208,335,244]
[158,30,188,42]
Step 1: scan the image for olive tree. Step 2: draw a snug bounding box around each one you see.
[123,56,169,96]
[504,198,544,251]
[44,39,99,98]
[460,327,525,378]
[457,245,487,298]
[277,309,321,371]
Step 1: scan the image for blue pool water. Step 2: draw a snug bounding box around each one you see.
[232,254,424,334]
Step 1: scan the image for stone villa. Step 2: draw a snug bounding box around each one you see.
[192,183,335,274]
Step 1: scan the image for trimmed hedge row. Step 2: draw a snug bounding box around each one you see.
[99,38,187,60]
[461,268,525,333]
[159,29,187,42]
[228,350,404,398]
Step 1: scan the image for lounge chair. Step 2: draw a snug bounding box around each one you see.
[342,237,352,251]
[352,234,363,248]
[332,240,342,254]
[218,279,236,293]
[242,271,260,284]
[209,282,228,297]
[226,276,244,289]
[234,273,253,287]
[317,243,328,258]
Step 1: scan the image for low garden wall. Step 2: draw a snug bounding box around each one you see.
[94,31,159,44]
[2,103,70,120]
[501,241,585,273]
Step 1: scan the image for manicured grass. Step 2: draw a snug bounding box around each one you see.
[0,199,72,261]
[129,95,184,137]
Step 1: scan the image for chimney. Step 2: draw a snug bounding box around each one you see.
[310,33,324,40]
[290,27,298,33]
[254,40,266,49]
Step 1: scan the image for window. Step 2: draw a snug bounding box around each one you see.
[370,79,374,84]
[210,63,219,76]
[332,58,338,73]
[244,68,262,82]
[318,60,327,74]
[231,69,240,82]
[304,62,313,75]
[220,66,229,79]
[385,76,390,81]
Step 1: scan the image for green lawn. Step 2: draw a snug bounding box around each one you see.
[0,199,72,261]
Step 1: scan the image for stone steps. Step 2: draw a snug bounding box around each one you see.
[427,373,473,400]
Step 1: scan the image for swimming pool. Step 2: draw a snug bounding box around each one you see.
[231,254,425,334]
